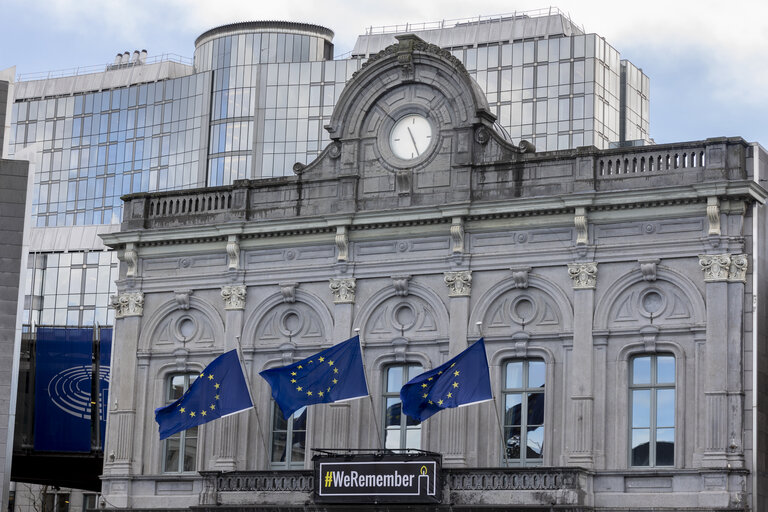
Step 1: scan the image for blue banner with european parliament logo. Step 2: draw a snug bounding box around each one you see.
[34,327,94,452]
[98,327,112,449]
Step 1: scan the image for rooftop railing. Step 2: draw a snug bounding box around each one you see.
[16,53,193,82]
[364,7,582,36]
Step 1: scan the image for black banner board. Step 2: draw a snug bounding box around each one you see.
[313,452,441,504]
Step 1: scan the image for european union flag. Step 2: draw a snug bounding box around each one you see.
[259,336,369,419]
[155,350,253,440]
[400,338,492,421]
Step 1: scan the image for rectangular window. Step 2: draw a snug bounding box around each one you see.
[630,354,675,466]
[163,373,198,472]
[271,403,307,468]
[502,360,545,465]
[384,364,423,450]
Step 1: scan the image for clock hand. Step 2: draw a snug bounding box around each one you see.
[407,127,420,156]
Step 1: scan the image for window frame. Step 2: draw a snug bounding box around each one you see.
[628,353,676,467]
[162,372,199,473]
[269,403,307,469]
[383,363,423,451]
[500,359,546,466]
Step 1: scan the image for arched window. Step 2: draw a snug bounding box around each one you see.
[163,373,198,473]
[502,359,545,466]
[630,354,675,466]
[384,364,423,450]
[270,403,307,468]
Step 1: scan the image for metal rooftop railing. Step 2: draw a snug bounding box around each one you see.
[15,53,194,82]
[363,7,582,36]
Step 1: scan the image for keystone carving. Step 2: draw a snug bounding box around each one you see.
[174,289,192,310]
[639,259,659,282]
[280,282,298,303]
[444,271,472,297]
[392,274,412,297]
[221,285,246,310]
[699,254,731,282]
[226,235,240,270]
[510,267,531,289]
[568,262,598,289]
[111,292,144,318]
[330,278,356,304]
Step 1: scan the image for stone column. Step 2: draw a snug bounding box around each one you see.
[566,263,597,468]
[102,291,144,508]
[698,254,745,467]
[441,271,472,465]
[214,285,247,470]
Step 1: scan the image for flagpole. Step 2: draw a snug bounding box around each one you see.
[492,393,510,468]
[234,336,272,462]
[355,328,384,450]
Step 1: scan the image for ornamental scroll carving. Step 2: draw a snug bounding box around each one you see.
[574,207,588,245]
[330,278,356,304]
[123,243,138,277]
[335,226,349,262]
[451,217,465,253]
[111,292,144,318]
[392,274,411,297]
[698,254,731,282]
[226,235,240,270]
[707,197,721,236]
[221,285,246,310]
[444,271,472,297]
[567,262,597,289]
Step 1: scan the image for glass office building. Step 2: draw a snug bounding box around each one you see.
[5,9,650,330]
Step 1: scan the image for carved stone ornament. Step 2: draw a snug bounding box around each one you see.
[567,262,598,290]
[474,126,491,145]
[699,254,731,282]
[707,197,721,236]
[110,292,144,318]
[451,217,465,254]
[510,267,531,289]
[123,243,138,278]
[729,254,748,282]
[226,235,240,270]
[328,142,342,159]
[221,285,246,310]
[392,274,412,297]
[639,259,659,282]
[329,278,356,304]
[444,271,472,297]
[280,282,298,303]
[335,226,349,262]
[174,289,192,310]
[574,207,588,246]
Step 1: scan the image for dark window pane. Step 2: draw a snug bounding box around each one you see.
[505,426,521,459]
[526,425,544,458]
[631,429,650,466]
[656,428,675,466]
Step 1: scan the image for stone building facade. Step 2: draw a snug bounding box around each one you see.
[100,36,768,511]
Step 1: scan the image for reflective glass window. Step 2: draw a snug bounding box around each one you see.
[630,354,675,467]
[502,360,545,466]
[163,373,198,472]
[271,403,307,468]
[384,364,423,450]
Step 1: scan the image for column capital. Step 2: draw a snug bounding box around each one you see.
[444,270,472,297]
[221,285,246,310]
[698,254,731,282]
[330,278,356,304]
[110,291,144,318]
[568,262,597,289]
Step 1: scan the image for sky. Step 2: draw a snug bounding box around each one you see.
[1,0,767,146]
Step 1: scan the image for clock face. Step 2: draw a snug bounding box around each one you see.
[389,114,433,160]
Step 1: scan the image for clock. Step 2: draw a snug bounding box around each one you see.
[389,114,433,160]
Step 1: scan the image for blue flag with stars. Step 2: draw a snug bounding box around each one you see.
[259,336,369,420]
[400,338,492,421]
[155,350,253,440]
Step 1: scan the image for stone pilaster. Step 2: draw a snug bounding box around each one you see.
[566,263,596,467]
[441,270,472,465]
[698,253,746,467]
